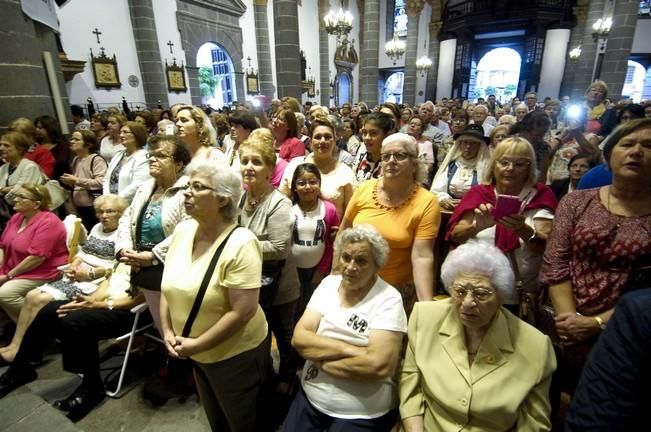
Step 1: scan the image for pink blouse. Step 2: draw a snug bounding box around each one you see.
[0,211,68,280]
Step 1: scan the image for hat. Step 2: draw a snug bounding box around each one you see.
[453,124,490,145]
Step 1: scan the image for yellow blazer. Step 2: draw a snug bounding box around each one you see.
[400,300,556,431]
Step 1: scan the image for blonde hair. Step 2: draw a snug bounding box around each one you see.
[21,183,52,210]
[240,132,277,171]
[483,137,537,188]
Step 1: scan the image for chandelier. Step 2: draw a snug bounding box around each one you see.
[568,46,582,61]
[385,34,406,65]
[592,17,612,40]
[416,56,433,76]
[324,4,353,38]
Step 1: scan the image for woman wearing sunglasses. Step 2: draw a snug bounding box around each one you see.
[340,133,440,316]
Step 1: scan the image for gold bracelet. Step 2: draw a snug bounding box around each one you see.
[594,316,606,330]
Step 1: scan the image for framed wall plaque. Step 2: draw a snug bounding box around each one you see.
[166,59,187,92]
[90,48,121,89]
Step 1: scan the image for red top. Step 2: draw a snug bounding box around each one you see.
[0,211,68,280]
[24,145,55,178]
[279,137,305,161]
[540,189,651,315]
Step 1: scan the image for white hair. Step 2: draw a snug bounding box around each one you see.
[381,133,428,184]
[334,225,390,268]
[185,160,242,221]
[441,241,515,302]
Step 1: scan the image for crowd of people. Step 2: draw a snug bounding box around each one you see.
[0,79,648,431]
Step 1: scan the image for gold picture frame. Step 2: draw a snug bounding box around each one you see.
[247,71,260,95]
[90,48,121,89]
[166,59,187,92]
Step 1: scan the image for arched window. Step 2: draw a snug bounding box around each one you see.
[383,72,404,103]
[474,48,522,103]
[622,60,646,102]
[196,42,237,107]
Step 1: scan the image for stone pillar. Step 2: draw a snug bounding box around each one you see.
[318,0,330,106]
[128,0,169,108]
[559,2,589,98]
[538,29,571,99]
[273,0,302,100]
[426,0,443,101]
[436,38,457,98]
[253,0,275,99]
[187,66,201,107]
[403,1,424,105]
[359,0,380,105]
[599,0,639,100]
[571,0,607,100]
[0,0,71,132]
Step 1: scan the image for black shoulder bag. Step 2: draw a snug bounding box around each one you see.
[182,226,238,337]
[130,189,165,291]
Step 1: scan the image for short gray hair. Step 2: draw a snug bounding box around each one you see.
[185,160,242,221]
[440,241,515,302]
[382,133,429,184]
[334,225,389,268]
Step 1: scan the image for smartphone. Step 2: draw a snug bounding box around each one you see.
[493,194,521,219]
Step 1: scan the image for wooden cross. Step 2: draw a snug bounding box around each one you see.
[92,28,102,44]
[167,40,174,54]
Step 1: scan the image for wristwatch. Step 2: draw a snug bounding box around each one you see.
[151,255,160,266]
[594,315,606,330]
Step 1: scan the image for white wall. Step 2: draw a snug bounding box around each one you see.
[56,0,145,108]
[298,3,320,105]
[240,0,260,101]
[538,29,570,99]
[632,19,651,53]
[152,0,191,106]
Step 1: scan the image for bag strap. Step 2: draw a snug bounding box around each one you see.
[182,226,239,337]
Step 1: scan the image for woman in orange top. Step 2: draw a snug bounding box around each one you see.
[340,133,440,315]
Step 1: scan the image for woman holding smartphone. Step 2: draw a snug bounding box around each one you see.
[447,137,557,311]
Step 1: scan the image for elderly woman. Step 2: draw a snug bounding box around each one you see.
[448,137,557,311]
[160,160,270,432]
[353,112,394,183]
[342,133,440,315]
[60,130,108,230]
[99,113,126,163]
[0,132,44,223]
[0,194,127,365]
[175,105,225,162]
[438,108,469,163]
[582,80,617,137]
[406,116,436,185]
[237,137,301,410]
[9,118,55,178]
[488,124,510,151]
[400,241,556,431]
[549,154,596,201]
[0,260,144,420]
[285,225,407,432]
[103,121,151,202]
[281,116,356,217]
[430,124,491,211]
[540,118,651,397]
[115,135,191,333]
[0,184,68,322]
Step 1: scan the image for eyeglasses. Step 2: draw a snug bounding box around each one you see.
[497,159,530,170]
[146,152,173,160]
[14,194,36,201]
[296,179,320,187]
[97,209,118,215]
[185,182,215,193]
[380,152,411,162]
[451,285,496,301]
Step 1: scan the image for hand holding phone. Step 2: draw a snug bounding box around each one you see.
[492,194,521,220]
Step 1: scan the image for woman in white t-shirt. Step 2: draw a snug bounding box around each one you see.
[286,225,407,432]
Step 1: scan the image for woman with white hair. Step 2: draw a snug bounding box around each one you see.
[286,225,407,431]
[341,133,440,315]
[160,159,270,432]
[400,241,556,432]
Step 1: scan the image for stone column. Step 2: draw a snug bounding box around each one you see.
[599,0,639,100]
[187,66,201,107]
[273,0,302,100]
[571,0,607,100]
[425,0,443,101]
[538,29,571,99]
[318,0,330,106]
[403,1,424,105]
[253,0,275,99]
[128,0,169,108]
[0,0,71,132]
[436,38,457,98]
[359,0,380,105]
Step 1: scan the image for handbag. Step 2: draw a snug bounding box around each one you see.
[259,260,285,311]
[130,190,166,291]
[43,178,68,209]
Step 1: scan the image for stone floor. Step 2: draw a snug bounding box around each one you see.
[0,350,212,432]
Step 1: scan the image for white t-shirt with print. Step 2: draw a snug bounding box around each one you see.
[301,275,407,419]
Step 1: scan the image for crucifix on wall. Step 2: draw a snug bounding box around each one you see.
[167,40,174,54]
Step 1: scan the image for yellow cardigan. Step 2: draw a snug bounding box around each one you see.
[400,300,556,431]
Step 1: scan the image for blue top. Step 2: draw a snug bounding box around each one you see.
[577,163,612,190]
[139,200,165,250]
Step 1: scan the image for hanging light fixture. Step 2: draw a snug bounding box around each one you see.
[592,17,612,40]
[416,56,433,76]
[568,46,582,61]
[324,2,353,39]
[385,34,406,65]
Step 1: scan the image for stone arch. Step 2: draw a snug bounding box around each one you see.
[176,3,245,106]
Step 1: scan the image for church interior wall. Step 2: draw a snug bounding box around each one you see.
[297,1,320,106]
[56,0,146,108]
[240,0,261,102]
[632,19,651,53]
[414,4,432,104]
